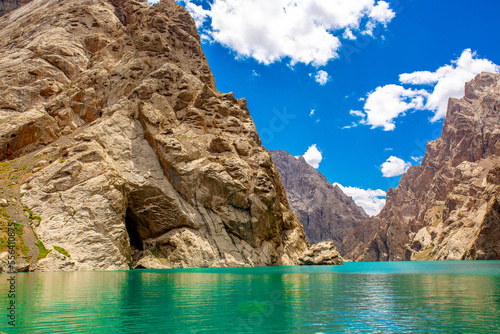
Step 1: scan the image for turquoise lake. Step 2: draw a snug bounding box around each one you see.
[1,261,500,333]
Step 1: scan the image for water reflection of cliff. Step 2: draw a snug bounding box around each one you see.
[5,266,500,333]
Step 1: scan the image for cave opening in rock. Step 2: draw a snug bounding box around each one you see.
[125,210,144,251]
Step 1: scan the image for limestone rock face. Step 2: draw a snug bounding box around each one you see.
[298,241,343,265]
[0,251,29,272]
[360,72,500,261]
[270,150,368,256]
[0,0,308,271]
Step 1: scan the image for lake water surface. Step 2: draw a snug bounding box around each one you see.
[2,261,500,333]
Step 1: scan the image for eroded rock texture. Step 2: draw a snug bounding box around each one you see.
[298,241,343,265]
[359,72,500,261]
[0,0,309,271]
[270,150,369,257]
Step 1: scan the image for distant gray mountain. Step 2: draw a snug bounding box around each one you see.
[270,150,368,256]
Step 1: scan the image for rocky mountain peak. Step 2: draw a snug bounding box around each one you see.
[360,72,500,261]
[270,150,369,256]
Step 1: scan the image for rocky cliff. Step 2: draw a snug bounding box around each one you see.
[270,150,369,256]
[359,72,500,261]
[0,0,311,271]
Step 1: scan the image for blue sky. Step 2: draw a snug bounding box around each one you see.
[148,0,500,215]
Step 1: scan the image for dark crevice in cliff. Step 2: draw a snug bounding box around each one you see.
[125,209,144,251]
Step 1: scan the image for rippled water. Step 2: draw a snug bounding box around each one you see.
[1,261,500,333]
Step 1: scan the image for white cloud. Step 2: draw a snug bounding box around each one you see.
[361,84,428,131]
[302,144,322,169]
[341,122,358,129]
[251,69,260,77]
[411,156,423,162]
[182,0,395,66]
[380,156,411,177]
[185,2,211,27]
[384,147,393,151]
[334,183,386,216]
[350,110,365,117]
[309,109,315,117]
[399,70,440,85]
[407,49,499,121]
[354,49,500,130]
[342,28,356,40]
[315,70,330,85]
[361,20,377,36]
[369,1,395,24]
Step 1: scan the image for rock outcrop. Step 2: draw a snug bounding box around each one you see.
[0,0,310,271]
[359,72,500,261]
[270,150,369,256]
[298,241,343,265]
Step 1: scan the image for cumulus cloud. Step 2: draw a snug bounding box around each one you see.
[369,0,395,24]
[380,156,411,177]
[315,70,330,85]
[185,2,211,27]
[302,144,322,169]
[401,49,500,121]
[342,28,356,40]
[181,0,395,66]
[354,49,499,130]
[360,84,428,131]
[334,183,386,216]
